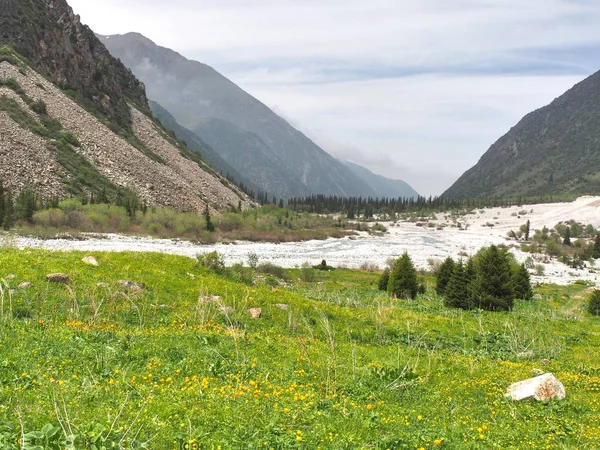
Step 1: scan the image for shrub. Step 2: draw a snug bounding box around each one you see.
[247,252,259,269]
[387,252,418,300]
[32,209,65,228]
[197,251,225,273]
[257,263,286,279]
[588,290,600,316]
[535,264,546,276]
[313,260,335,271]
[299,263,316,282]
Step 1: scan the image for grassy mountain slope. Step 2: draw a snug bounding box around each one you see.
[99,32,379,199]
[0,248,598,448]
[444,70,600,199]
[344,160,419,199]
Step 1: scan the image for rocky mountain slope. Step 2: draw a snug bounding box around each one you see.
[343,161,419,199]
[0,58,248,211]
[0,0,250,212]
[444,70,600,199]
[1,0,146,131]
[99,32,383,199]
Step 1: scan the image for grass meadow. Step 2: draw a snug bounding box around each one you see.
[0,249,598,449]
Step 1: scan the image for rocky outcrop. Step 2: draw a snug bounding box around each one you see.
[0,0,147,129]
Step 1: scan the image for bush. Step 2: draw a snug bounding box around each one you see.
[589,290,600,316]
[197,251,226,273]
[313,260,335,271]
[257,263,288,280]
[299,263,316,282]
[387,252,418,300]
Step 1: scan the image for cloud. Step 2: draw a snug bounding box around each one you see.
[70,0,600,195]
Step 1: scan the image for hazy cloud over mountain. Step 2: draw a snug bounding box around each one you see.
[70,0,600,195]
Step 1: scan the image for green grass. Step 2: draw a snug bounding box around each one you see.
[0,249,598,449]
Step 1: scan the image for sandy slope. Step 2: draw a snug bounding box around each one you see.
[10,197,600,286]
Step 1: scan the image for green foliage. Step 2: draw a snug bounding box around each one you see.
[196,251,226,273]
[387,252,418,299]
[436,257,455,296]
[473,245,514,311]
[313,260,335,271]
[589,290,600,316]
[205,203,215,232]
[378,268,390,291]
[444,261,472,309]
[513,264,533,300]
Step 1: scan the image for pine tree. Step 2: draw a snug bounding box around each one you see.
[513,264,533,300]
[588,290,600,316]
[0,179,5,227]
[378,268,390,291]
[464,257,477,310]
[563,226,571,246]
[594,233,600,259]
[436,257,455,296]
[473,245,514,311]
[205,203,215,232]
[444,261,470,309]
[525,220,531,241]
[387,252,418,300]
[2,190,14,230]
[16,189,37,223]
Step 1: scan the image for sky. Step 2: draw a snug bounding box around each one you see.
[69,0,600,196]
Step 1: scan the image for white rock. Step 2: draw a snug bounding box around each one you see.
[82,256,99,266]
[505,373,566,402]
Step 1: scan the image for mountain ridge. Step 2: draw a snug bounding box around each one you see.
[444,70,600,199]
[99,32,391,199]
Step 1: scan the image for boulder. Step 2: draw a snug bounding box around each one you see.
[505,373,566,402]
[248,307,262,319]
[118,280,146,292]
[82,256,99,266]
[533,294,543,300]
[46,273,70,284]
[18,282,34,289]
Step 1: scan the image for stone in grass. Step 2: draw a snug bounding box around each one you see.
[82,256,99,267]
[46,273,70,284]
[274,303,289,310]
[533,294,543,300]
[505,373,566,402]
[219,306,235,314]
[248,307,262,319]
[198,295,222,304]
[118,280,147,292]
[18,282,34,289]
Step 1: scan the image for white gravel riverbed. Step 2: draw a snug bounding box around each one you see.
[9,196,600,286]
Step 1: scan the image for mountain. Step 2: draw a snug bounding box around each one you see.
[343,161,419,199]
[0,1,249,212]
[444,70,600,199]
[149,101,259,195]
[98,32,380,199]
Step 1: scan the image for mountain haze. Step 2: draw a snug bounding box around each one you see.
[343,161,419,199]
[99,32,392,199]
[444,70,600,199]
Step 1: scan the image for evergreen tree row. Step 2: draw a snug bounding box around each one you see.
[437,246,533,311]
[287,194,567,217]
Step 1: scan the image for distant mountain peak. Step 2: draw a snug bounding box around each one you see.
[101,32,383,199]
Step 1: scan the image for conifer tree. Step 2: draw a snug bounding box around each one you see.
[525,220,531,241]
[473,245,514,311]
[594,233,600,259]
[444,261,470,309]
[464,257,477,309]
[205,203,215,232]
[588,290,600,316]
[436,257,455,296]
[378,268,390,291]
[387,252,418,300]
[563,226,571,246]
[513,264,533,300]
[2,190,14,231]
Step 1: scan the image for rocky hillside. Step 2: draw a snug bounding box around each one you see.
[99,32,381,199]
[444,70,600,199]
[1,0,146,131]
[0,56,249,212]
[343,161,419,199]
